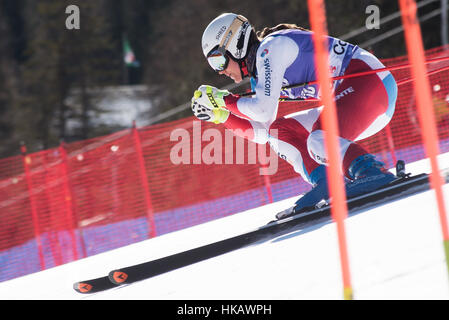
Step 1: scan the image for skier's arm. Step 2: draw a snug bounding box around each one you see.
[191,96,270,145]
[224,36,299,123]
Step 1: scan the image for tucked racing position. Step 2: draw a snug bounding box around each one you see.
[191,13,398,216]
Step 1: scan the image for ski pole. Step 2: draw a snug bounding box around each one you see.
[271,63,449,113]
[238,55,449,97]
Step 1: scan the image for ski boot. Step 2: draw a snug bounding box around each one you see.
[276,165,330,220]
[275,154,396,220]
[345,154,396,198]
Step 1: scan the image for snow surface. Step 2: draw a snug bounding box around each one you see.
[1,154,449,300]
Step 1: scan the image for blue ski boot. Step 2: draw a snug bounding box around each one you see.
[291,165,330,215]
[275,165,330,220]
[276,155,396,220]
[345,154,397,198]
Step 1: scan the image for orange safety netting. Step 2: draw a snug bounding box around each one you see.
[1,45,449,282]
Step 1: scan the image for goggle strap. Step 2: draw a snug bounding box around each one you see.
[239,60,249,77]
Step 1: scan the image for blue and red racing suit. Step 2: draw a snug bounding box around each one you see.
[222,28,397,183]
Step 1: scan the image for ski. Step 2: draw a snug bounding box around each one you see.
[73,166,448,294]
[73,276,114,294]
[274,159,414,221]
[106,171,431,286]
[271,171,430,224]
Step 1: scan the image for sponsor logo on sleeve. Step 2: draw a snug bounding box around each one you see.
[261,48,269,57]
[263,58,272,96]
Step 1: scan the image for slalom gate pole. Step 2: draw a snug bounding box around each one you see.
[307,0,353,300]
[399,0,449,279]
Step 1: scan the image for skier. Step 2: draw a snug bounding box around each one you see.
[191,13,398,217]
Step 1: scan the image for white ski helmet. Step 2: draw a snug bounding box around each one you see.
[202,13,253,71]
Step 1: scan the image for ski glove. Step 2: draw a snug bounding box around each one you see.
[193,85,230,110]
[191,85,230,124]
[191,98,230,124]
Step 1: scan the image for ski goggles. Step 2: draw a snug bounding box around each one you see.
[206,15,248,72]
[206,48,230,72]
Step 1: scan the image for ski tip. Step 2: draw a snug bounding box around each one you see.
[73,281,93,294]
[108,270,129,285]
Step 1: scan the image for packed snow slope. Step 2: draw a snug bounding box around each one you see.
[1,154,449,300]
